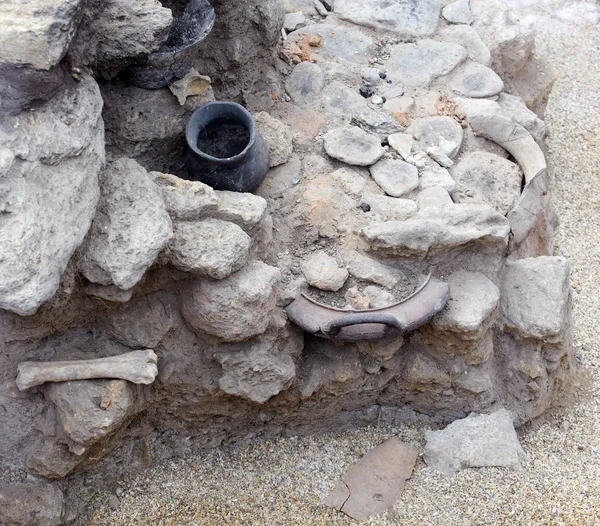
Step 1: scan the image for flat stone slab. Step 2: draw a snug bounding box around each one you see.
[285,62,325,105]
[424,408,525,476]
[387,40,466,87]
[324,126,385,166]
[452,62,504,98]
[334,0,441,37]
[323,437,418,521]
[370,159,419,197]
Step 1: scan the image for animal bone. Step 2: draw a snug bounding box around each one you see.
[16,350,158,391]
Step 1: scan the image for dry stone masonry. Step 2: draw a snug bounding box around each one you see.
[0,0,574,521]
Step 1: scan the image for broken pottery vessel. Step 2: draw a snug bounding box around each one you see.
[185,101,271,192]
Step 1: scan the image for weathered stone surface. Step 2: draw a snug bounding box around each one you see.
[442,0,473,25]
[323,127,385,166]
[255,112,294,167]
[301,179,356,237]
[431,272,499,340]
[420,165,456,192]
[168,69,213,107]
[364,286,395,308]
[363,201,509,257]
[370,160,419,198]
[417,186,454,210]
[284,11,306,32]
[439,25,492,66]
[361,193,418,221]
[320,81,367,117]
[387,40,467,87]
[26,441,81,480]
[213,191,268,231]
[351,109,403,140]
[182,261,281,342]
[0,0,84,69]
[501,257,570,342]
[407,117,464,158]
[78,159,173,290]
[388,133,413,160]
[0,482,65,526]
[69,0,173,79]
[84,282,134,303]
[342,250,404,289]
[46,379,136,447]
[497,93,546,143]
[424,408,525,476]
[301,252,349,291]
[285,62,325,105]
[0,74,104,316]
[150,171,219,220]
[452,62,504,98]
[169,220,251,279]
[451,151,522,215]
[403,353,451,388]
[331,168,367,197]
[334,0,441,37]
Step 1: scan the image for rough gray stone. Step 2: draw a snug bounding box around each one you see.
[320,81,368,117]
[387,40,467,87]
[83,283,134,304]
[255,112,293,167]
[0,74,104,316]
[68,0,173,79]
[0,482,65,526]
[285,62,326,105]
[282,0,317,14]
[419,165,456,192]
[370,160,419,197]
[169,219,251,279]
[407,117,464,158]
[431,271,499,340]
[417,186,454,210]
[314,0,329,16]
[323,126,385,166]
[150,171,219,221]
[501,257,570,342]
[361,193,418,221]
[362,67,382,85]
[342,250,404,289]
[334,0,441,37]
[78,159,173,290]
[0,0,83,69]
[439,25,491,66]
[497,93,546,143]
[331,168,367,197]
[213,191,268,232]
[388,133,413,160]
[364,286,396,308]
[182,261,281,342]
[452,62,504,98]
[424,408,525,476]
[301,252,349,291]
[46,379,136,447]
[451,151,522,215]
[442,0,473,25]
[351,109,403,140]
[363,201,510,257]
[403,353,451,387]
[426,147,454,168]
[283,11,306,32]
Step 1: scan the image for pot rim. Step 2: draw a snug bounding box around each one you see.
[186,101,257,163]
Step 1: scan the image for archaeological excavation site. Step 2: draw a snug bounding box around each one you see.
[0,0,576,523]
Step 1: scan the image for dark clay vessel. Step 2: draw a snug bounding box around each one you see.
[185,101,270,193]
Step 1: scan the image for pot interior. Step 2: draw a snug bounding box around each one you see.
[196,118,251,159]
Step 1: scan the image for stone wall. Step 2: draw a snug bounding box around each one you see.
[0,0,573,523]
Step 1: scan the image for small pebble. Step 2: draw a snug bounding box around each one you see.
[371,96,384,105]
[379,72,387,79]
[359,85,374,98]
[359,203,371,212]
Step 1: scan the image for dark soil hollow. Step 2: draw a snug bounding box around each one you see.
[196,119,250,158]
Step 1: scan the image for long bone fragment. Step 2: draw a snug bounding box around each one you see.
[16,350,158,391]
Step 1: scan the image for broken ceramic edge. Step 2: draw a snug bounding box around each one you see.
[285,274,450,341]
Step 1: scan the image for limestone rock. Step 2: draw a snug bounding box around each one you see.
[78,159,173,290]
[182,261,281,342]
[320,81,368,117]
[284,11,306,32]
[334,0,441,37]
[388,133,414,160]
[419,165,456,192]
[370,160,419,197]
[351,109,403,140]
[323,127,385,166]
[0,482,65,526]
[169,69,212,106]
[363,201,509,257]
[0,74,104,316]
[439,25,492,66]
[169,219,251,279]
[424,408,525,476]
[364,286,396,308]
[213,191,268,232]
[46,379,137,447]
[407,117,464,158]
[501,257,570,342]
[342,250,404,289]
[497,93,546,143]
[331,168,367,197]
[255,112,294,167]
[0,0,84,69]
[452,62,504,98]
[417,186,454,210]
[285,62,325,105]
[361,193,418,221]
[387,40,467,87]
[150,171,219,220]
[442,0,473,25]
[431,271,499,340]
[301,252,349,291]
[403,353,451,388]
[451,151,522,215]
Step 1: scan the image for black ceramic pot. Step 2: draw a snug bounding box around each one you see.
[184,101,270,193]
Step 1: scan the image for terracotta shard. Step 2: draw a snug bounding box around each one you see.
[323,437,418,520]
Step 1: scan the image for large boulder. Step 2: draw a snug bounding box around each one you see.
[0,482,65,526]
[78,158,173,290]
[0,74,104,315]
